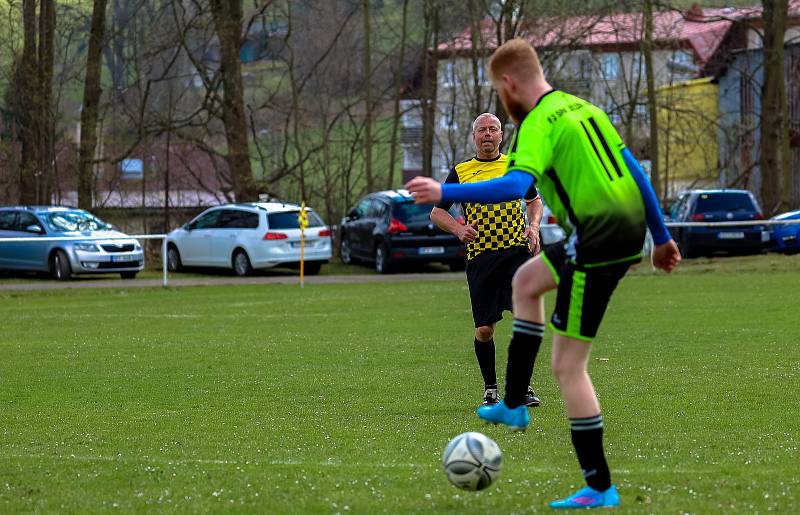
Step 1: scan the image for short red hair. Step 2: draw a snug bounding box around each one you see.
[489,38,544,82]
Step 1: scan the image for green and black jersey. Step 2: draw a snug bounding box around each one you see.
[507,89,646,266]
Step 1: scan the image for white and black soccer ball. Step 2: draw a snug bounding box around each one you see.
[442,432,502,491]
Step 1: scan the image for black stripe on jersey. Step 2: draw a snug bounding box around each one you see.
[580,121,613,181]
[545,168,580,231]
[588,117,623,178]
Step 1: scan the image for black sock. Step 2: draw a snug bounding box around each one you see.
[503,319,544,408]
[473,338,496,387]
[570,414,611,491]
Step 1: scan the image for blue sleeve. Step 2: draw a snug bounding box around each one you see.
[435,168,459,211]
[622,148,671,245]
[441,170,535,204]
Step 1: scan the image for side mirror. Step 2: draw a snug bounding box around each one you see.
[25,225,43,234]
[183,223,193,231]
[347,209,359,220]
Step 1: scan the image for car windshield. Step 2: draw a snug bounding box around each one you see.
[695,193,756,213]
[394,202,436,224]
[268,210,324,229]
[45,211,111,232]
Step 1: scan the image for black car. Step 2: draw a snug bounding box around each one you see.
[339,190,466,273]
[668,189,768,258]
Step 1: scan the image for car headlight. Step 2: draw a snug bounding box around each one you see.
[133,242,142,251]
[74,242,100,252]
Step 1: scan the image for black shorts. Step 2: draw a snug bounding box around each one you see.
[466,246,532,328]
[542,244,637,342]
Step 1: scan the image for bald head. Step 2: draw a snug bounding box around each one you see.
[472,113,501,134]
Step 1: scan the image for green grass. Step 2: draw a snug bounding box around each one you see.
[1,255,799,513]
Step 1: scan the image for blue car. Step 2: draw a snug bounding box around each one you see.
[768,210,800,254]
[668,189,768,258]
[0,206,145,280]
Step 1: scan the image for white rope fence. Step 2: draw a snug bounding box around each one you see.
[0,219,797,287]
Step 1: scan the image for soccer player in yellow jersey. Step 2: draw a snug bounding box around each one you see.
[430,113,544,408]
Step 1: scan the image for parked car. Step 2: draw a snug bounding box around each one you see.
[166,202,332,276]
[338,189,466,273]
[668,189,769,258]
[0,206,144,280]
[767,209,800,254]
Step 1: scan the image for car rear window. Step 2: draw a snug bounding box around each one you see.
[393,202,435,224]
[695,193,756,213]
[268,211,324,229]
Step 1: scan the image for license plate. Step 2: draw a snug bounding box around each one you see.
[718,232,745,239]
[111,255,136,262]
[418,246,445,255]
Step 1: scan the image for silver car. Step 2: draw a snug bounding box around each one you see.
[0,206,144,280]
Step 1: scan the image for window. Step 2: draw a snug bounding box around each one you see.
[367,200,388,219]
[477,61,489,85]
[355,198,371,218]
[45,211,111,232]
[16,212,43,232]
[601,54,620,80]
[0,211,16,230]
[191,210,221,230]
[268,211,324,229]
[631,53,643,74]
[440,108,458,130]
[442,62,456,87]
[218,209,259,229]
[672,50,694,67]
[393,201,436,224]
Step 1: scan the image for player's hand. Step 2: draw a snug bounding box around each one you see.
[456,224,478,243]
[526,224,541,255]
[652,240,681,273]
[406,177,442,204]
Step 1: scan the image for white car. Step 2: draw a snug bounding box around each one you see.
[165,202,332,276]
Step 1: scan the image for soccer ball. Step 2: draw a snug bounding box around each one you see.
[442,432,502,491]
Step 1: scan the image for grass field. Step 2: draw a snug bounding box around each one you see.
[1,255,799,513]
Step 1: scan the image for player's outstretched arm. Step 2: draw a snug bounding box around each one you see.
[406,170,534,205]
[621,148,682,272]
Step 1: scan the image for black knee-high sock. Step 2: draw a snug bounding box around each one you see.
[503,319,544,408]
[473,338,496,387]
[570,414,611,491]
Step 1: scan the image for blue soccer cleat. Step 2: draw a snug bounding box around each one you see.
[476,400,530,431]
[549,484,620,509]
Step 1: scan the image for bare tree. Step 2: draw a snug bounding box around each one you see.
[209,0,258,201]
[759,0,791,215]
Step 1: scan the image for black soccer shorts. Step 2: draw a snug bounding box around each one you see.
[466,246,532,328]
[541,243,637,342]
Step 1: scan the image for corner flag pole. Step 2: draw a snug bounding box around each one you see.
[299,201,308,288]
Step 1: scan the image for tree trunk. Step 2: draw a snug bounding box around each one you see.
[387,0,409,189]
[210,0,257,201]
[643,0,661,200]
[18,0,39,205]
[760,0,791,215]
[38,0,55,204]
[362,0,374,191]
[468,0,483,115]
[421,1,439,178]
[77,0,108,210]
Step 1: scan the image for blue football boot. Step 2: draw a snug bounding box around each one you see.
[549,484,620,509]
[475,399,530,431]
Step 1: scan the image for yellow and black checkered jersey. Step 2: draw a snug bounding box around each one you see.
[437,154,539,260]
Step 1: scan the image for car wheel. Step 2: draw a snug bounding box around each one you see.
[51,250,71,281]
[167,245,183,272]
[233,249,253,277]
[448,260,466,272]
[305,262,322,276]
[120,271,137,280]
[375,243,392,274]
[340,235,354,264]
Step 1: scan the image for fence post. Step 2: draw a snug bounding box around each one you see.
[162,237,168,287]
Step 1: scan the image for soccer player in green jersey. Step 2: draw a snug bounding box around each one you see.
[407,38,681,509]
